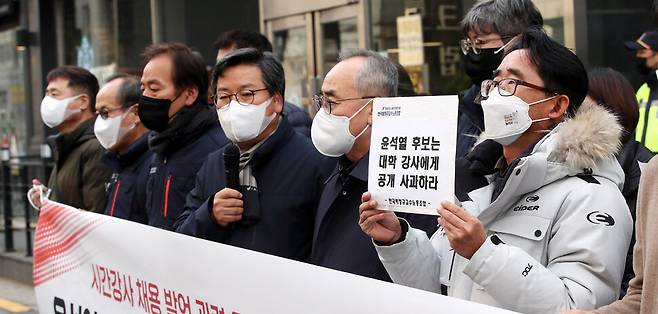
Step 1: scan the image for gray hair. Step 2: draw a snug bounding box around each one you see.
[338,49,398,97]
[105,73,141,109]
[461,0,543,38]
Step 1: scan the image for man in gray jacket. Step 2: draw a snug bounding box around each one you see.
[359,28,632,313]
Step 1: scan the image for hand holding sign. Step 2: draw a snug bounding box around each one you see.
[438,201,487,259]
[368,96,458,215]
[359,192,402,245]
[27,179,51,210]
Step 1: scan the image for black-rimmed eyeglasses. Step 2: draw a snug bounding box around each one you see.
[459,36,514,55]
[313,94,375,114]
[213,88,269,108]
[480,78,557,98]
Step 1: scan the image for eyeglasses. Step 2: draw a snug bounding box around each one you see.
[213,88,269,108]
[96,107,125,120]
[313,94,375,114]
[459,36,514,55]
[480,78,557,98]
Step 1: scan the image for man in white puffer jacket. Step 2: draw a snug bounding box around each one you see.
[359,28,632,314]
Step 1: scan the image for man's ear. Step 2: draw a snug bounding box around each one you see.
[367,101,373,125]
[272,92,284,114]
[77,94,90,111]
[548,95,570,120]
[183,87,199,106]
[130,104,140,121]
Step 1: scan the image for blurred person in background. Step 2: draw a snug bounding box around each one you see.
[94,73,153,223]
[625,31,658,153]
[456,0,543,157]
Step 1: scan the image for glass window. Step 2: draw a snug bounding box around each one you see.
[273,27,308,109]
[369,0,472,95]
[0,30,27,155]
[62,0,151,78]
[321,17,359,77]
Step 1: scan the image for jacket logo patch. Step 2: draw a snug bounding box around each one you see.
[513,205,540,212]
[525,195,539,202]
[522,263,533,277]
[587,211,615,226]
[149,167,157,174]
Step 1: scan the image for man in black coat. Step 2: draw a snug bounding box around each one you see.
[175,48,333,262]
[310,49,436,281]
[139,43,229,230]
[95,74,153,223]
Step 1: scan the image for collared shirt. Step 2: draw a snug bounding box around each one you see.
[491,137,544,202]
[237,117,281,188]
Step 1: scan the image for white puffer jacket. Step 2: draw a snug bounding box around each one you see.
[375,101,633,314]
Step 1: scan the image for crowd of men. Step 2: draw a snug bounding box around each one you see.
[28,0,657,313]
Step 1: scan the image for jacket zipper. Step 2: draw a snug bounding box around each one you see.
[109,180,121,216]
[448,251,456,281]
[164,175,172,218]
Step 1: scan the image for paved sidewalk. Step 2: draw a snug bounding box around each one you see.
[0,277,36,313]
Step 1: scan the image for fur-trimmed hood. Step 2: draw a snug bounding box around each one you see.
[548,99,622,172]
[527,99,625,191]
[535,99,625,188]
[468,100,626,226]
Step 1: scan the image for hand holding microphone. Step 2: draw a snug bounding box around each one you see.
[212,144,243,226]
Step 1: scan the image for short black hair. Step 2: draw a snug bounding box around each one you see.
[46,65,100,112]
[142,42,208,102]
[212,48,285,101]
[213,29,273,53]
[507,27,588,117]
[105,73,141,110]
[462,0,543,39]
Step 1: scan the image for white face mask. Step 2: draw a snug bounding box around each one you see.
[93,110,135,149]
[217,97,276,143]
[311,99,372,157]
[480,89,557,145]
[40,95,82,128]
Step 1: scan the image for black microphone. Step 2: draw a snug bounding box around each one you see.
[223,143,261,226]
[223,143,240,191]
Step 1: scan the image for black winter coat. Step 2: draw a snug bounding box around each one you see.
[146,103,229,230]
[102,133,153,224]
[175,118,334,262]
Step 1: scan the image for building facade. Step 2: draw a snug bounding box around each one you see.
[260,0,656,113]
[0,0,655,156]
[0,0,261,157]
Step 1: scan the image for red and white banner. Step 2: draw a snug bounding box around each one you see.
[33,201,517,314]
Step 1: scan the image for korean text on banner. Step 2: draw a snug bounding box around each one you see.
[368,96,458,215]
[33,200,519,314]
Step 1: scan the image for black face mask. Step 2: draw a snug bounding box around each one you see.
[138,94,180,132]
[462,47,504,85]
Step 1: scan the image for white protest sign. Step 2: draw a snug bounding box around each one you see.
[368,96,458,215]
[33,200,518,314]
